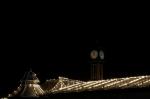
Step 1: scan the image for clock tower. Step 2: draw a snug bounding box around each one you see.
[90,49,104,80]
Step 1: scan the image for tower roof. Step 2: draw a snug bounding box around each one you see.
[8,69,44,97]
[21,68,39,83]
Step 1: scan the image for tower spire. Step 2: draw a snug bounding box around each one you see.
[29,67,32,72]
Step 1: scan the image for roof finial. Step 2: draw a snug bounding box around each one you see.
[96,39,99,44]
[29,64,32,72]
[29,67,32,72]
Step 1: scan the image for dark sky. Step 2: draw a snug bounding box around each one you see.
[0,6,150,96]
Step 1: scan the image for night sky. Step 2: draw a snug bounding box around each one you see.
[0,6,150,96]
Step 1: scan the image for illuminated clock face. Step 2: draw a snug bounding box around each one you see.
[99,50,104,60]
[90,50,98,59]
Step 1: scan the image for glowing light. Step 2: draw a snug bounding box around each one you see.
[47,75,150,93]
[7,74,150,97]
[90,50,98,59]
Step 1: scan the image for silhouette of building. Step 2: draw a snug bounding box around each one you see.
[90,49,104,80]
